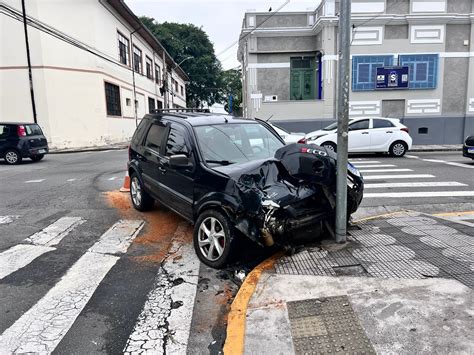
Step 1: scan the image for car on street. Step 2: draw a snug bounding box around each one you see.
[0,122,49,164]
[268,123,305,144]
[302,117,412,157]
[127,110,364,268]
[463,135,474,159]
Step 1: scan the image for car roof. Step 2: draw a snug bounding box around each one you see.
[143,112,257,127]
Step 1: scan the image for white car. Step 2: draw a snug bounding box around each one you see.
[303,117,413,157]
[269,123,305,144]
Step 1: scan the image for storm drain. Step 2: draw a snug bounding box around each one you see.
[287,296,375,354]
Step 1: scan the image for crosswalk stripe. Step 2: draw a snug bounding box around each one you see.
[0,220,144,354]
[349,161,380,164]
[364,191,474,198]
[364,182,468,189]
[363,174,435,180]
[0,216,20,225]
[25,217,84,247]
[0,217,84,280]
[353,164,396,168]
[360,168,412,173]
[24,179,45,183]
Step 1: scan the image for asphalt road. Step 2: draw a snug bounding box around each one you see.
[0,149,472,353]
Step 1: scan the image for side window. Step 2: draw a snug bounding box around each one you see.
[349,120,369,131]
[373,119,395,129]
[165,124,189,156]
[0,125,9,138]
[145,124,166,152]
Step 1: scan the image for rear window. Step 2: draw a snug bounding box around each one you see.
[25,124,43,136]
[373,119,395,129]
[145,123,167,152]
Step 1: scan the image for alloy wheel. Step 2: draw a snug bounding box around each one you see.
[130,176,142,207]
[198,217,226,261]
[5,151,18,164]
[392,143,405,156]
[323,144,335,152]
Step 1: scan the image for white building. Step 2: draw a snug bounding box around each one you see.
[0,0,188,149]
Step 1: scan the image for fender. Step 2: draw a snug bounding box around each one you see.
[194,192,242,221]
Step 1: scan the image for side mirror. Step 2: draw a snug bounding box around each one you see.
[169,154,191,168]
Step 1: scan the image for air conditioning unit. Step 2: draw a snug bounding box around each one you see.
[264,95,278,102]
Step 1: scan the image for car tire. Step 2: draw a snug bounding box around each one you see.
[4,149,22,165]
[193,209,237,269]
[31,154,44,162]
[322,142,337,153]
[389,141,408,157]
[130,173,154,211]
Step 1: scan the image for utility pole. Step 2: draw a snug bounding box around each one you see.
[335,0,351,243]
[21,0,38,124]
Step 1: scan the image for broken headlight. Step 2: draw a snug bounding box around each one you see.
[347,162,361,177]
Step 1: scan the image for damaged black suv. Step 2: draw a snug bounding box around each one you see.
[128,110,364,268]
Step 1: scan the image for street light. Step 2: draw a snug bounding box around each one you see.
[170,56,193,108]
[177,56,194,67]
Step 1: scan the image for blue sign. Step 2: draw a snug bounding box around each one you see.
[375,66,409,89]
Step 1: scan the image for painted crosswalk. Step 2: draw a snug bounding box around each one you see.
[0,215,200,354]
[351,158,473,200]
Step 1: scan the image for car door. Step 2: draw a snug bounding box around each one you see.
[157,122,194,221]
[370,118,396,151]
[348,119,370,152]
[141,121,168,197]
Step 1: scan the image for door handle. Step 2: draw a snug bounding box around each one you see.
[362,132,369,135]
[386,131,393,133]
[158,166,166,173]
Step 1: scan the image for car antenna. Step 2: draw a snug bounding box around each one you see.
[265,114,274,122]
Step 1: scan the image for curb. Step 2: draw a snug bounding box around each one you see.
[410,146,462,152]
[223,252,283,355]
[48,145,128,154]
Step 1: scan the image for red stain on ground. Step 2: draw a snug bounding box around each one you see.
[104,191,190,263]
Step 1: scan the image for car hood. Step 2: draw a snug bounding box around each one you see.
[305,129,332,138]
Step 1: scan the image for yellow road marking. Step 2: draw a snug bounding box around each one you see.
[433,211,474,217]
[223,252,283,355]
[353,210,406,223]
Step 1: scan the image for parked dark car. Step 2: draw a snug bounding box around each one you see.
[127,110,364,268]
[0,123,48,164]
[463,135,474,160]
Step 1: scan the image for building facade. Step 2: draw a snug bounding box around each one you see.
[0,0,188,149]
[238,0,474,144]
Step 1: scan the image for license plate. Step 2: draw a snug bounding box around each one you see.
[38,149,46,154]
[468,148,474,153]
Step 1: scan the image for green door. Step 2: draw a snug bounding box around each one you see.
[290,57,315,100]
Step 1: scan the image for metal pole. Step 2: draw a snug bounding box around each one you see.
[130,29,139,127]
[335,0,351,243]
[21,0,38,124]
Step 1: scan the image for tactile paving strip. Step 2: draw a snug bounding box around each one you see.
[288,296,375,354]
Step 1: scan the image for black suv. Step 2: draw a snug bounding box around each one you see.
[463,135,474,159]
[128,110,364,268]
[0,123,48,164]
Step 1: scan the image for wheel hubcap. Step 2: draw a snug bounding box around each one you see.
[324,144,335,152]
[198,217,226,261]
[5,152,18,164]
[131,177,142,206]
[393,143,405,156]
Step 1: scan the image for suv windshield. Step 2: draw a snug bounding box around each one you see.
[194,123,284,165]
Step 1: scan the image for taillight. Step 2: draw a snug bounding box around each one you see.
[400,128,409,134]
[297,138,306,144]
[17,125,26,137]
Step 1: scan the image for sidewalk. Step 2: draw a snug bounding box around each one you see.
[225,211,474,354]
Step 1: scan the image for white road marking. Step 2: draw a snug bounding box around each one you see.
[405,155,474,169]
[0,216,20,225]
[349,161,380,164]
[363,174,435,180]
[124,223,199,354]
[108,177,117,181]
[364,182,468,189]
[360,168,412,173]
[364,191,474,198]
[24,179,45,183]
[67,178,77,182]
[88,220,144,255]
[0,219,144,354]
[0,217,84,280]
[353,164,396,168]
[25,217,84,247]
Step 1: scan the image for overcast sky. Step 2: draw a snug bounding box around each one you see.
[125,0,320,70]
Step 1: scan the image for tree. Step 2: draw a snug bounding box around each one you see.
[140,17,224,107]
[221,68,242,116]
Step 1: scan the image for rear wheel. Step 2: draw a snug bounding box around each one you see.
[31,154,44,162]
[322,142,337,153]
[130,173,154,211]
[193,209,237,269]
[389,141,408,157]
[4,149,21,165]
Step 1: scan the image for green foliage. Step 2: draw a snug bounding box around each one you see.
[140,16,224,107]
[221,69,242,115]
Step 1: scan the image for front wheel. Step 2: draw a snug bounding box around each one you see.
[389,141,408,157]
[130,173,154,211]
[31,154,44,162]
[193,209,237,269]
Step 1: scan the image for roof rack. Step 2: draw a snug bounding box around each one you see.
[151,108,211,114]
